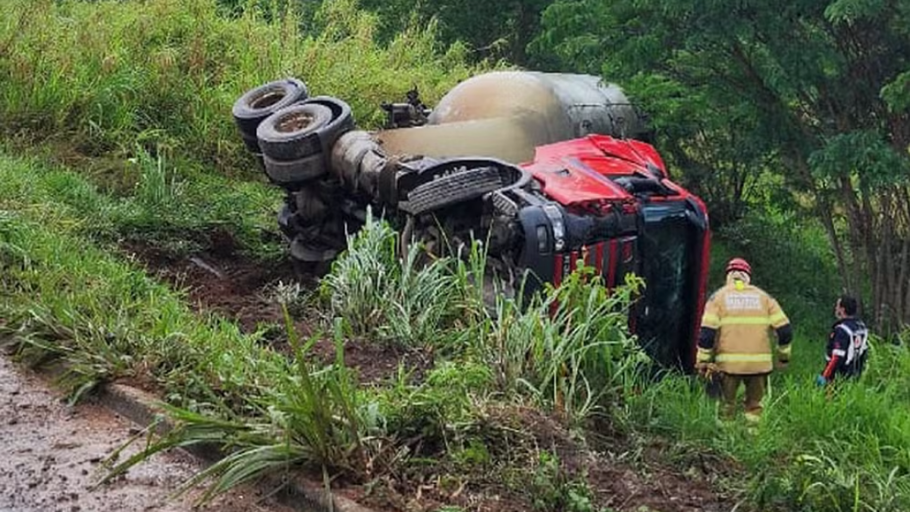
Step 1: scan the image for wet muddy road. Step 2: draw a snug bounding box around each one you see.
[0,356,290,512]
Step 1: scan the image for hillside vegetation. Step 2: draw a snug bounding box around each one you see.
[1,1,910,511]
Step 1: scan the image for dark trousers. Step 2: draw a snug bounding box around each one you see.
[720,373,768,423]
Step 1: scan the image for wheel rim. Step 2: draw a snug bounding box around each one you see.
[276,111,316,133]
[249,89,286,110]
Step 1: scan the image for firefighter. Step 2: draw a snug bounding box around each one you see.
[695,258,793,424]
[816,295,869,386]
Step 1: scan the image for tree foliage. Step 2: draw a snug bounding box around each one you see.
[535,0,910,331]
[357,0,555,65]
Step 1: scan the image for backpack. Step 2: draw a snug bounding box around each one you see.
[837,321,869,376]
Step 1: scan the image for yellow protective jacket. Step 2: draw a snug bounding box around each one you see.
[697,275,792,374]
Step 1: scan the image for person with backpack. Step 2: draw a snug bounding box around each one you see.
[816,295,869,386]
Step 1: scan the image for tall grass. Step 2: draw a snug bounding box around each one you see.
[319,213,645,425]
[619,333,910,512]
[318,210,463,346]
[0,0,486,177]
[469,267,647,425]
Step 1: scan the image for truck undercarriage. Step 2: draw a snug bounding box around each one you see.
[232,71,711,371]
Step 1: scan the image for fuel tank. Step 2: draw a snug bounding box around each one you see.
[376,71,652,164]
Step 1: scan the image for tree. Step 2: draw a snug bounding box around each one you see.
[534,0,910,331]
[359,0,555,65]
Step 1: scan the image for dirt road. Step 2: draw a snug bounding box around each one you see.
[0,356,290,512]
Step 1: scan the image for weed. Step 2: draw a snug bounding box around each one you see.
[319,210,462,346]
[526,451,603,512]
[471,265,645,426]
[132,145,186,212]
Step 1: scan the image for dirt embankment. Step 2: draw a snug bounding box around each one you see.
[0,355,291,512]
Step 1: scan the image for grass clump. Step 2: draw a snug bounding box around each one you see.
[318,212,463,347]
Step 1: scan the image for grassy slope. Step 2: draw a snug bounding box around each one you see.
[0,152,648,511]
[2,1,910,511]
[0,153,292,408]
[5,149,910,512]
[0,0,485,181]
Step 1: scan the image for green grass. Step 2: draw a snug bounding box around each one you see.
[0,146,284,259]
[0,150,644,508]
[0,155,291,408]
[0,0,488,180]
[3,152,905,512]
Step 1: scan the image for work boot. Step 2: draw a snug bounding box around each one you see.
[744,410,761,424]
[714,403,736,429]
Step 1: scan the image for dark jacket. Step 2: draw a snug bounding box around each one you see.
[822,318,869,380]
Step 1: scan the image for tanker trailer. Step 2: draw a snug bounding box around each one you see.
[231,71,710,371]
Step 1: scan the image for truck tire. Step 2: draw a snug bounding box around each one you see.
[263,153,326,185]
[401,166,504,215]
[301,96,355,155]
[233,78,308,146]
[256,103,334,161]
[290,235,339,263]
[240,133,261,154]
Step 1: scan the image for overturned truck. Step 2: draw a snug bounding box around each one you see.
[232,71,711,371]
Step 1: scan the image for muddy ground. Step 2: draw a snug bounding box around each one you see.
[121,242,435,386]
[0,355,293,512]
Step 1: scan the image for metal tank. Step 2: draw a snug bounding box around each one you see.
[375,71,651,164]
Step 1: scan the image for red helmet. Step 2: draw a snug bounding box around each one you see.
[726,257,751,275]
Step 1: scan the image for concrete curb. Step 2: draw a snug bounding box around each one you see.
[95,383,375,512]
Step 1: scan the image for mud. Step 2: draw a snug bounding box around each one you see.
[120,239,299,334]
[0,356,291,512]
[121,241,434,386]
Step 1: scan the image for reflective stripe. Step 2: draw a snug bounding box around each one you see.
[832,349,846,357]
[778,344,792,358]
[715,353,773,363]
[701,313,720,327]
[719,316,771,326]
[769,312,788,326]
[696,349,714,363]
[744,412,761,424]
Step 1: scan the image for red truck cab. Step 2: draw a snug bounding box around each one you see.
[515,134,711,370]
